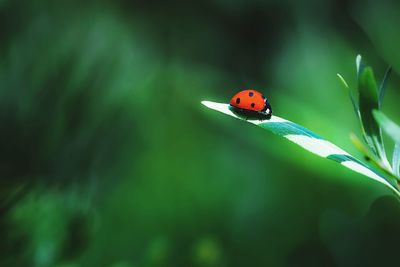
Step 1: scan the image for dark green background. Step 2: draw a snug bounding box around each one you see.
[1,0,400,266]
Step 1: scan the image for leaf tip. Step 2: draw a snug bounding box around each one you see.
[201,100,213,108]
[356,54,363,77]
[337,73,349,88]
[200,101,229,114]
[371,109,385,126]
[356,54,362,65]
[372,109,380,117]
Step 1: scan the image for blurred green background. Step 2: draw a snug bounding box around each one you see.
[1,0,400,266]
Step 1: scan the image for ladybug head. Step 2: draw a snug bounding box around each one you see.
[262,101,272,115]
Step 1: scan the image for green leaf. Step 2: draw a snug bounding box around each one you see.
[378,66,392,107]
[373,111,400,177]
[372,110,400,143]
[337,74,360,120]
[357,62,387,162]
[393,143,400,177]
[356,54,365,79]
[202,101,400,197]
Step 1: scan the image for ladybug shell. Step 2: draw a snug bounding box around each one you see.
[229,89,272,120]
[230,89,267,112]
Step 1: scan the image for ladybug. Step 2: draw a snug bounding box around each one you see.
[229,89,272,120]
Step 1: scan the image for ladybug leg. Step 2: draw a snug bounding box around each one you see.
[241,109,248,121]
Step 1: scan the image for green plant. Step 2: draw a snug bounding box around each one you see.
[338,55,400,190]
[372,110,400,177]
[202,55,400,198]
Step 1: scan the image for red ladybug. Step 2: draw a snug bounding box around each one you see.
[229,89,272,120]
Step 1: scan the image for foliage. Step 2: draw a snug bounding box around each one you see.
[203,55,400,197]
[339,55,400,187]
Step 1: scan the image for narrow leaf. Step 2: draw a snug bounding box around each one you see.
[358,65,386,161]
[202,101,400,196]
[337,74,360,119]
[373,110,400,143]
[356,54,364,79]
[378,66,392,106]
[393,143,400,177]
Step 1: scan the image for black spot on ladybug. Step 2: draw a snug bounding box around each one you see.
[249,92,254,97]
[236,98,240,104]
[251,103,255,108]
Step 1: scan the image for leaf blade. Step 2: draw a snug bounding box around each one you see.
[373,110,400,143]
[356,54,364,79]
[393,142,400,177]
[337,73,360,120]
[378,66,392,106]
[357,62,388,167]
[201,101,400,196]
[358,67,380,144]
